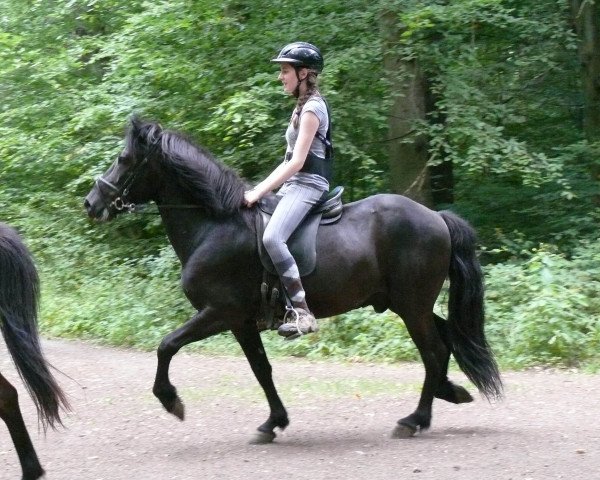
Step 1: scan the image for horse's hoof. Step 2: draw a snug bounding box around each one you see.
[22,465,45,480]
[453,385,474,404]
[435,382,474,404]
[170,398,185,421]
[249,430,276,444]
[391,423,417,438]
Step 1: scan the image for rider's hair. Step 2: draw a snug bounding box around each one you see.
[292,70,319,129]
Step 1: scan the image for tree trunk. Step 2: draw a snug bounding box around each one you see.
[571,0,600,141]
[571,0,600,183]
[430,158,454,205]
[425,83,454,205]
[380,10,432,206]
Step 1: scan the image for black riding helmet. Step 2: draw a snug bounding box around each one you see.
[271,42,324,74]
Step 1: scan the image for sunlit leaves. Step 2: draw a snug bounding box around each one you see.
[485,243,600,367]
[0,0,597,367]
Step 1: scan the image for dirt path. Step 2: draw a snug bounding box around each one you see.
[1,339,598,480]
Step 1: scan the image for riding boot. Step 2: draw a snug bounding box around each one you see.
[276,273,318,338]
[278,307,318,338]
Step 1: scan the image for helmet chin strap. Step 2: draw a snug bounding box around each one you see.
[293,68,307,98]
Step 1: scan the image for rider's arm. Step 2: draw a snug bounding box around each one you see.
[244,111,319,206]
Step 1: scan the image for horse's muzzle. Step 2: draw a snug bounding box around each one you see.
[83,191,112,221]
[83,197,94,217]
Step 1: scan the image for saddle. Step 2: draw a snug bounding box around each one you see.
[255,186,344,331]
[256,185,344,277]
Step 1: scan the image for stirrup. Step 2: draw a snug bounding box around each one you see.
[282,307,303,337]
[278,306,318,340]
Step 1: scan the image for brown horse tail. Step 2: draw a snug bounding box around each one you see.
[0,224,70,429]
[438,211,503,401]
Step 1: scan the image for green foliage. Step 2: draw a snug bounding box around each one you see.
[404,0,580,188]
[485,242,600,368]
[261,310,420,362]
[0,0,598,370]
[455,144,600,255]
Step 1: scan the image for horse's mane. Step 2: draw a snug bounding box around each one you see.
[126,118,248,217]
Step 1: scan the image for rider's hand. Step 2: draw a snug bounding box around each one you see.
[244,189,261,207]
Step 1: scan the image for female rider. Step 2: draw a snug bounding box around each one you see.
[244,42,332,338]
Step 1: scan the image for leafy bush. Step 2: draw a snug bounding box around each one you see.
[485,242,600,368]
[0,0,598,372]
[261,309,420,363]
[4,190,598,370]
[40,246,192,349]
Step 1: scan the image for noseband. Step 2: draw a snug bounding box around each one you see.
[95,156,148,213]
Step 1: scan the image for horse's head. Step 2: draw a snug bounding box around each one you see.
[84,117,162,221]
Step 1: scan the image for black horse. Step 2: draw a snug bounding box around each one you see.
[0,223,69,480]
[84,118,502,442]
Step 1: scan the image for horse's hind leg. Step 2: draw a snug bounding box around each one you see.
[392,310,448,438]
[153,307,230,420]
[0,372,45,480]
[433,314,473,404]
[231,322,288,444]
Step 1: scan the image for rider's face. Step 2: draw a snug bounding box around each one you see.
[278,64,307,94]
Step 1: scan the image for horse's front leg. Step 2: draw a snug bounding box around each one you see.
[0,372,45,480]
[231,322,289,444]
[153,307,229,420]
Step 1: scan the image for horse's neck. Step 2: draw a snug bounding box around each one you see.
[156,205,204,265]
[152,184,205,264]
[159,206,255,269]
[152,170,250,266]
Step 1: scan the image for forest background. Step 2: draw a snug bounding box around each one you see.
[0,0,598,370]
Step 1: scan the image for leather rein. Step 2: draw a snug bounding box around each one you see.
[95,155,209,214]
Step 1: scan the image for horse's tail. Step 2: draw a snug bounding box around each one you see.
[438,211,503,400]
[0,224,69,429]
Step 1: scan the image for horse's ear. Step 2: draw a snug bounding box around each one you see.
[127,115,162,148]
[146,123,162,146]
[129,115,143,135]
[125,115,146,155]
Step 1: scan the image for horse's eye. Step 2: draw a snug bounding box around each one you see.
[117,155,132,165]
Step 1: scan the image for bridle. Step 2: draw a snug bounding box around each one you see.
[94,155,148,213]
[94,154,208,214]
